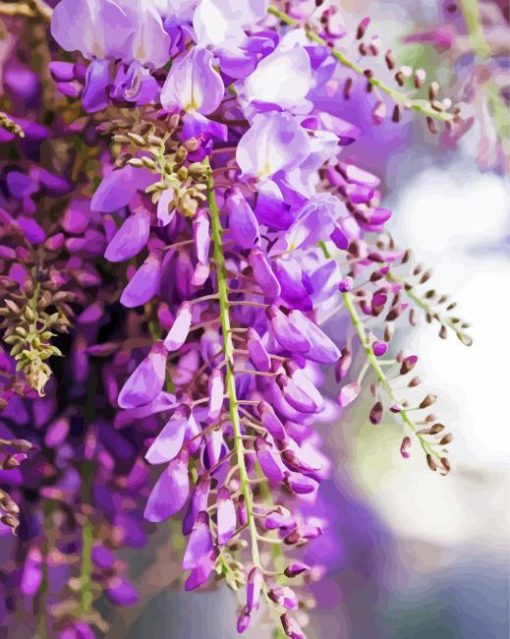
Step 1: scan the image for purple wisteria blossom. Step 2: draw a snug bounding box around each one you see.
[0,1,471,637]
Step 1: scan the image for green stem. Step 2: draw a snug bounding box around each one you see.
[36,502,52,639]
[342,291,439,458]
[208,177,262,570]
[267,5,453,122]
[80,462,94,616]
[458,0,490,59]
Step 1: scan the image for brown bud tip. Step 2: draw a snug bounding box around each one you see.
[385,49,395,70]
[426,454,437,471]
[369,401,384,425]
[440,457,451,473]
[395,71,405,87]
[419,394,437,409]
[439,433,453,446]
[356,17,370,40]
[400,355,418,375]
[429,423,445,435]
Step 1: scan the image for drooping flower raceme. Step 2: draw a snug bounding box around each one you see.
[0,1,472,637]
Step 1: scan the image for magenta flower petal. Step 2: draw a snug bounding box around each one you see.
[281,613,306,639]
[247,328,271,372]
[105,578,139,607]
[226,188,260,249]
[237,112,310,180]
[269,587,299,611]
[164,302,192,352]
[118,342,167,409]
[207,369,224,420]
[255,437,285,483]
[145,410,187,464]
[182,512,213,570]
[20,547,43,597]
[184,554,215,591]
[258,402,287,442]
[268,306,310,354]
[288,311,340,364]
[242,43,312,112]
[144,458,189,522]
[120,253,161,308]
[193,210,210,264]
[156,188,176,227]
[277,375,319,414]
[216,488,236,546]
[249,249,281,300]
[183,476,211,536]
[51,0,132,60]
[285,472,318,495]
[161,47,224,115]
[104,210,151,262]
[338,382,361,408]
[82,59,111,113]
[246,567,264,612]
[91,165,153,213]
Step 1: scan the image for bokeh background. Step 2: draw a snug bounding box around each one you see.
[43,1,509,637]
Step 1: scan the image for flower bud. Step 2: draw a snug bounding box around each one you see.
[246,567,263,612]
[269,587,298,610]
[281,614,306,639]
[284,562,309,578]
[369,401,383,425]
[400,436,411,459]
[400,355,418,375]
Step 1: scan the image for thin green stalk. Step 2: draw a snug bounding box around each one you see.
[342,291,439,459]
[268,5,453,122]
[208,177,262,570]
[79,462,94,616]
[36,502,52,639]
[458,0,491,58]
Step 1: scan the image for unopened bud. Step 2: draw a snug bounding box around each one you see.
[429,423,445,435]
[400,355,418,375]
[369,401,383,425]
[426,454,437,471]
[419,394,437,409]
[400,436,411,459]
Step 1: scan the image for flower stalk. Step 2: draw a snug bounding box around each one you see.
[79,462,94,616]
[342,291,441,460]
[208,177,262,571]
[268,4,454,122]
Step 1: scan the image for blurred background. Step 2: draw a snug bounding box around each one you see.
[103,1,509,637]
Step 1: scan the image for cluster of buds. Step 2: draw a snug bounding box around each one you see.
[0,111,25,138]
[0,273,73,396]
[101,110,210,218]
[387,249,473,346]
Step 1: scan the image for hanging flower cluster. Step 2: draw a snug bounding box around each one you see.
[406,0,509,172]
[0,1,472,637]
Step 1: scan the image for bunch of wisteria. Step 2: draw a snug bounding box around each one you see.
[406,0,509,173]
[0,1,473,637]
